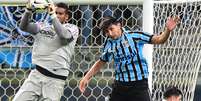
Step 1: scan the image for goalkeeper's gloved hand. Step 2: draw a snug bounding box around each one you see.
[26,0,34,12]
[47,3,57,18]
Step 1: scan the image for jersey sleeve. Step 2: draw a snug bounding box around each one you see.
[52,18,74,39]
[132,31,153,44]
[19,11,40,35]
[99,40,113,62]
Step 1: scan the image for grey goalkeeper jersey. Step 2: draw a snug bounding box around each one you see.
[20,11,79,77]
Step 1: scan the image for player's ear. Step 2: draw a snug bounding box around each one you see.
[116,22,122,28]
[65,14,69,21]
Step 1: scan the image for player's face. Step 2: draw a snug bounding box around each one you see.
[176,95,182,101]
[55,7,68,23]
[105,23,122,39]
[167,96,182,101]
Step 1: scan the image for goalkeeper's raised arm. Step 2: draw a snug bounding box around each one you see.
[19,0,40,34]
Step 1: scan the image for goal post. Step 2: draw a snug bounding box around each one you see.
[143,0,154,92]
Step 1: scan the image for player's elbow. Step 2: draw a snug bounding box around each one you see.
[19,24,27,32]
[158,39,167,44]
[151,35,168,44]
[19,26,25,31]
[60,37,74,45]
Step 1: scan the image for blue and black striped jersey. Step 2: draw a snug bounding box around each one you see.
[100,28,153,82]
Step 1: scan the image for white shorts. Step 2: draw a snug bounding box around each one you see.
[13,69,66,101]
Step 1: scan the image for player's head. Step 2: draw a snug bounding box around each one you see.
[163,86,182,101]
[55,2,69,23]
[99,16,122,39]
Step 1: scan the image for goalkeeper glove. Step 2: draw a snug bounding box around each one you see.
[47,3,57,18]
[26,0,34,12]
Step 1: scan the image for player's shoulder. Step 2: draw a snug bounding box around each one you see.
[132,31,146,34]
[64,23,79,34]
[64,23,79,37]
[64,23,79,30]
[125,30,148,35]
[122,27,147,35]
[122,27,138,34]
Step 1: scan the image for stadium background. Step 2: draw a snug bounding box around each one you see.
[0,2,201,101]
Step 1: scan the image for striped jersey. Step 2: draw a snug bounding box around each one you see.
[100,28,153,82]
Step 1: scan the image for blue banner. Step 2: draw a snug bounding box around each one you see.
[0,6,48,69]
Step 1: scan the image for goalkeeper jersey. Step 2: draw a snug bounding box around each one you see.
[20,11,79,77]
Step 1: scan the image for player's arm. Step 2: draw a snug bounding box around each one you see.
[79,39,112,93]
[19,1,40,34]
[52,18,74,40]
[79,60,106,93]
[151,16,180,44]
[51,16,73,39]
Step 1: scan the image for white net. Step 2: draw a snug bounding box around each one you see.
[0,3,143,101]
[152,0,201,101]
[1,1,200,101]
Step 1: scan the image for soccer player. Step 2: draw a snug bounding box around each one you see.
[163,86,182,101]
[13,1,79,101]
[79,16,179,101]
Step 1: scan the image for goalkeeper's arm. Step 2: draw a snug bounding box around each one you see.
[19,4,40,34]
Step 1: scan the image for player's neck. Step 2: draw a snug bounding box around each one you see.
[112,30,123,40]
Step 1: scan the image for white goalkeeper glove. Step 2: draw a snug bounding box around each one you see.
[47,3,57,19]
[26,0,34,12]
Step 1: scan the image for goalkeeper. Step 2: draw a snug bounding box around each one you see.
[79,16,179,101]
[13,1,79,101]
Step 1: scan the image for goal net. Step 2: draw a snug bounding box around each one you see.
[0,0,200,101]
[152,0,201,101]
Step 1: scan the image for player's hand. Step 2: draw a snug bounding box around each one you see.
[166,16,180,31]
[47,3,56,15]
[79,77,90,93]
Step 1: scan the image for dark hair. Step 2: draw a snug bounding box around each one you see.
[99,16,120,34]
[163,86,182,99]
[56,2,69,14]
